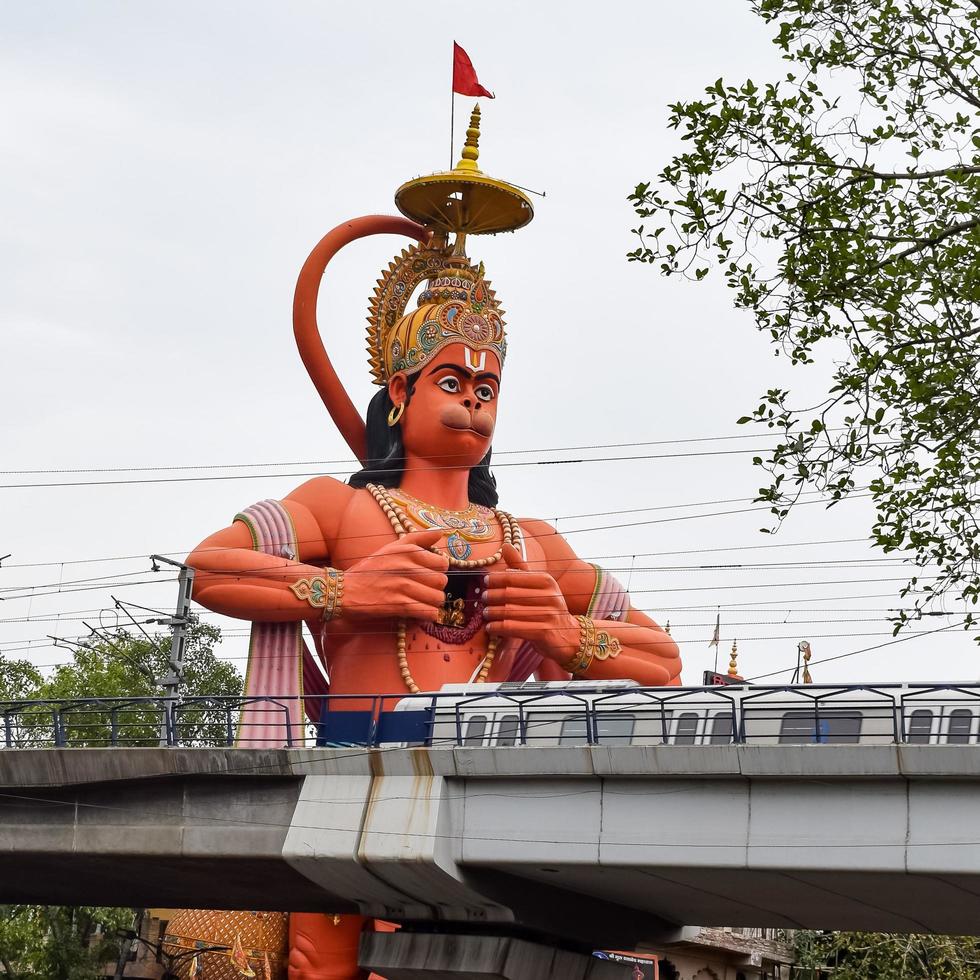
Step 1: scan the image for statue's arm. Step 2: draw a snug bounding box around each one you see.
[484,519,682,686]
[185,477,349,622]
[187,477,449,625]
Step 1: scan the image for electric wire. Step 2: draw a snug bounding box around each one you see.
[0,535,873,570]
[0,431,797,476]
[0,447,866,489]
[1,624,961,664]
[0,553,924,598]
[745,621,967,681]
[0,492,884,595]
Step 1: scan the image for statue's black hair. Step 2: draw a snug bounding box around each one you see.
[348,379,499,507]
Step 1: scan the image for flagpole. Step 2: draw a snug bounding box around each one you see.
[713,608,720,674]
[450,43,455,168]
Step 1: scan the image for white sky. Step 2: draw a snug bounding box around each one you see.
[1,0,974,689]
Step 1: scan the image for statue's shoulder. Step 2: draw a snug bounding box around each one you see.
[515,516,558,541]
[283,475,357,536]
[514,516,576,562]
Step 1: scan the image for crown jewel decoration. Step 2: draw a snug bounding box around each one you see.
[366,247,505,385]
[366,105,531,385]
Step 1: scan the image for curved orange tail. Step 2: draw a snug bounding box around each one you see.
[292,215,429,464]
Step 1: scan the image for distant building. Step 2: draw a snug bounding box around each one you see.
[652,927,795,980]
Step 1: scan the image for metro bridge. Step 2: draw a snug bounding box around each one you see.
[1,684,980,953]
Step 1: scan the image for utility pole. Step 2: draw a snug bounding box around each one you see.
[150,556,195,747]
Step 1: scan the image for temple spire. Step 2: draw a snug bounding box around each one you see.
[455,104,482,173]
[728,639,739,678]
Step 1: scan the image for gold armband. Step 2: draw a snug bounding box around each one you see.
[561,615,623,675]
[289,568,345,620]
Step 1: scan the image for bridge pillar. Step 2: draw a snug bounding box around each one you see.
[359,932,631,980]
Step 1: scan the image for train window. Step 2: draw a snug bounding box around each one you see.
[822,713,862,743]
[907,708,934,744]
[947,709,974,744]
[708,713,734,744]
[463,714,488,746]
[674,712,699,745]
[496,714,520,746]
[594,714,635,745]
[778,711,862,744]
[559,716,590,745]
[778,712,814,744]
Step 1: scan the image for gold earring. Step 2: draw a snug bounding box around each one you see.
[387,402,405,427]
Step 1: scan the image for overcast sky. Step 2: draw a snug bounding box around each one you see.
[1,0,973,688]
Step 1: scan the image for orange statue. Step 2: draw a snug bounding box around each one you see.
[185,106,681,980]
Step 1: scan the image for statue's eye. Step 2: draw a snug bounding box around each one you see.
[437,375,461,393]
[475,384,496,402]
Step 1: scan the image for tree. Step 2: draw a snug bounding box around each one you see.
[629,0,980,634]
[0,656,42,701]
[1,623,241,746]
[0,905,134,980]
[37,622,243,746]
[0,627,242,978]
[795,930,980,980]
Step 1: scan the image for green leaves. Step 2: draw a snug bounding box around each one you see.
[0,905,134,980]
[630,0,980,635]
[796,930,980,980]
[0,624,242,746]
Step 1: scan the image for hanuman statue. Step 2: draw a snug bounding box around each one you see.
[177,107,681,980]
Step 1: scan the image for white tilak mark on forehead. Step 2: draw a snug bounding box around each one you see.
[463,347,487,373]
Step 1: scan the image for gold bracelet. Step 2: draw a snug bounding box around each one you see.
[561,615,623,675]
[289,568,345,620]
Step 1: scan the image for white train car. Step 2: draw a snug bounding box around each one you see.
[391,680,980,748]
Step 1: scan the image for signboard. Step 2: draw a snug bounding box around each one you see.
[702,670,744,686]
[593,950,659,980]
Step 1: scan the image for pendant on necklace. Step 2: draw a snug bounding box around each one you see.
[446,532,473,561]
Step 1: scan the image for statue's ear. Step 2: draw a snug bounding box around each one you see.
[388,372,409,407]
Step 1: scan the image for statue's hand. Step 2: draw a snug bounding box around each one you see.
[342,529,449,623]
[482,544,579,660]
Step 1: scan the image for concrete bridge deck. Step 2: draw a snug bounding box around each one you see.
[2,744,979,947]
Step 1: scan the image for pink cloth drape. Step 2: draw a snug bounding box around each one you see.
[234,499,328,747]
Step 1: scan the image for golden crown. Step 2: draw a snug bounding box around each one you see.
[366,105,531,386]
[366,247,505,385]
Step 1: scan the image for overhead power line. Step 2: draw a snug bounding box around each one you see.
[0,496,880,583]
[3,626,962,668]
[0,431,801,475]
[0,449,785,489]
[0,445,882,490]
[0,535,875,571]
[745,621,967,681]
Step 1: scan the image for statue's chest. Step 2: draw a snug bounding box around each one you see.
[334,486,514,568]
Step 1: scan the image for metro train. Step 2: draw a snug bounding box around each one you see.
[382,679,980,748]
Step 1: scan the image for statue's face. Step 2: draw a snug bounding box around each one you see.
[390,343,501,465]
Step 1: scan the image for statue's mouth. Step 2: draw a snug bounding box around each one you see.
[441,413,494,437]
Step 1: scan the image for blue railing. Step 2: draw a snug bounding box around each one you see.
[2,683,980,749]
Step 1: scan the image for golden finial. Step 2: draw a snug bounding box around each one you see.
[394,104,532,236]
[728,639,739,677]
[456,104,482,173]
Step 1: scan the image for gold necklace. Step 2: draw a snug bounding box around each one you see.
[367,483,520,693]
[386,487,496,544]
[367,483,519,570]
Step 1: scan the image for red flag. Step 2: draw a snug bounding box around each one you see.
[453,42,494,98]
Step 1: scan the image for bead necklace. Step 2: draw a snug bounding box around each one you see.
[367,483,520,693]
[386,487,496,543]
[367,483,520,570]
